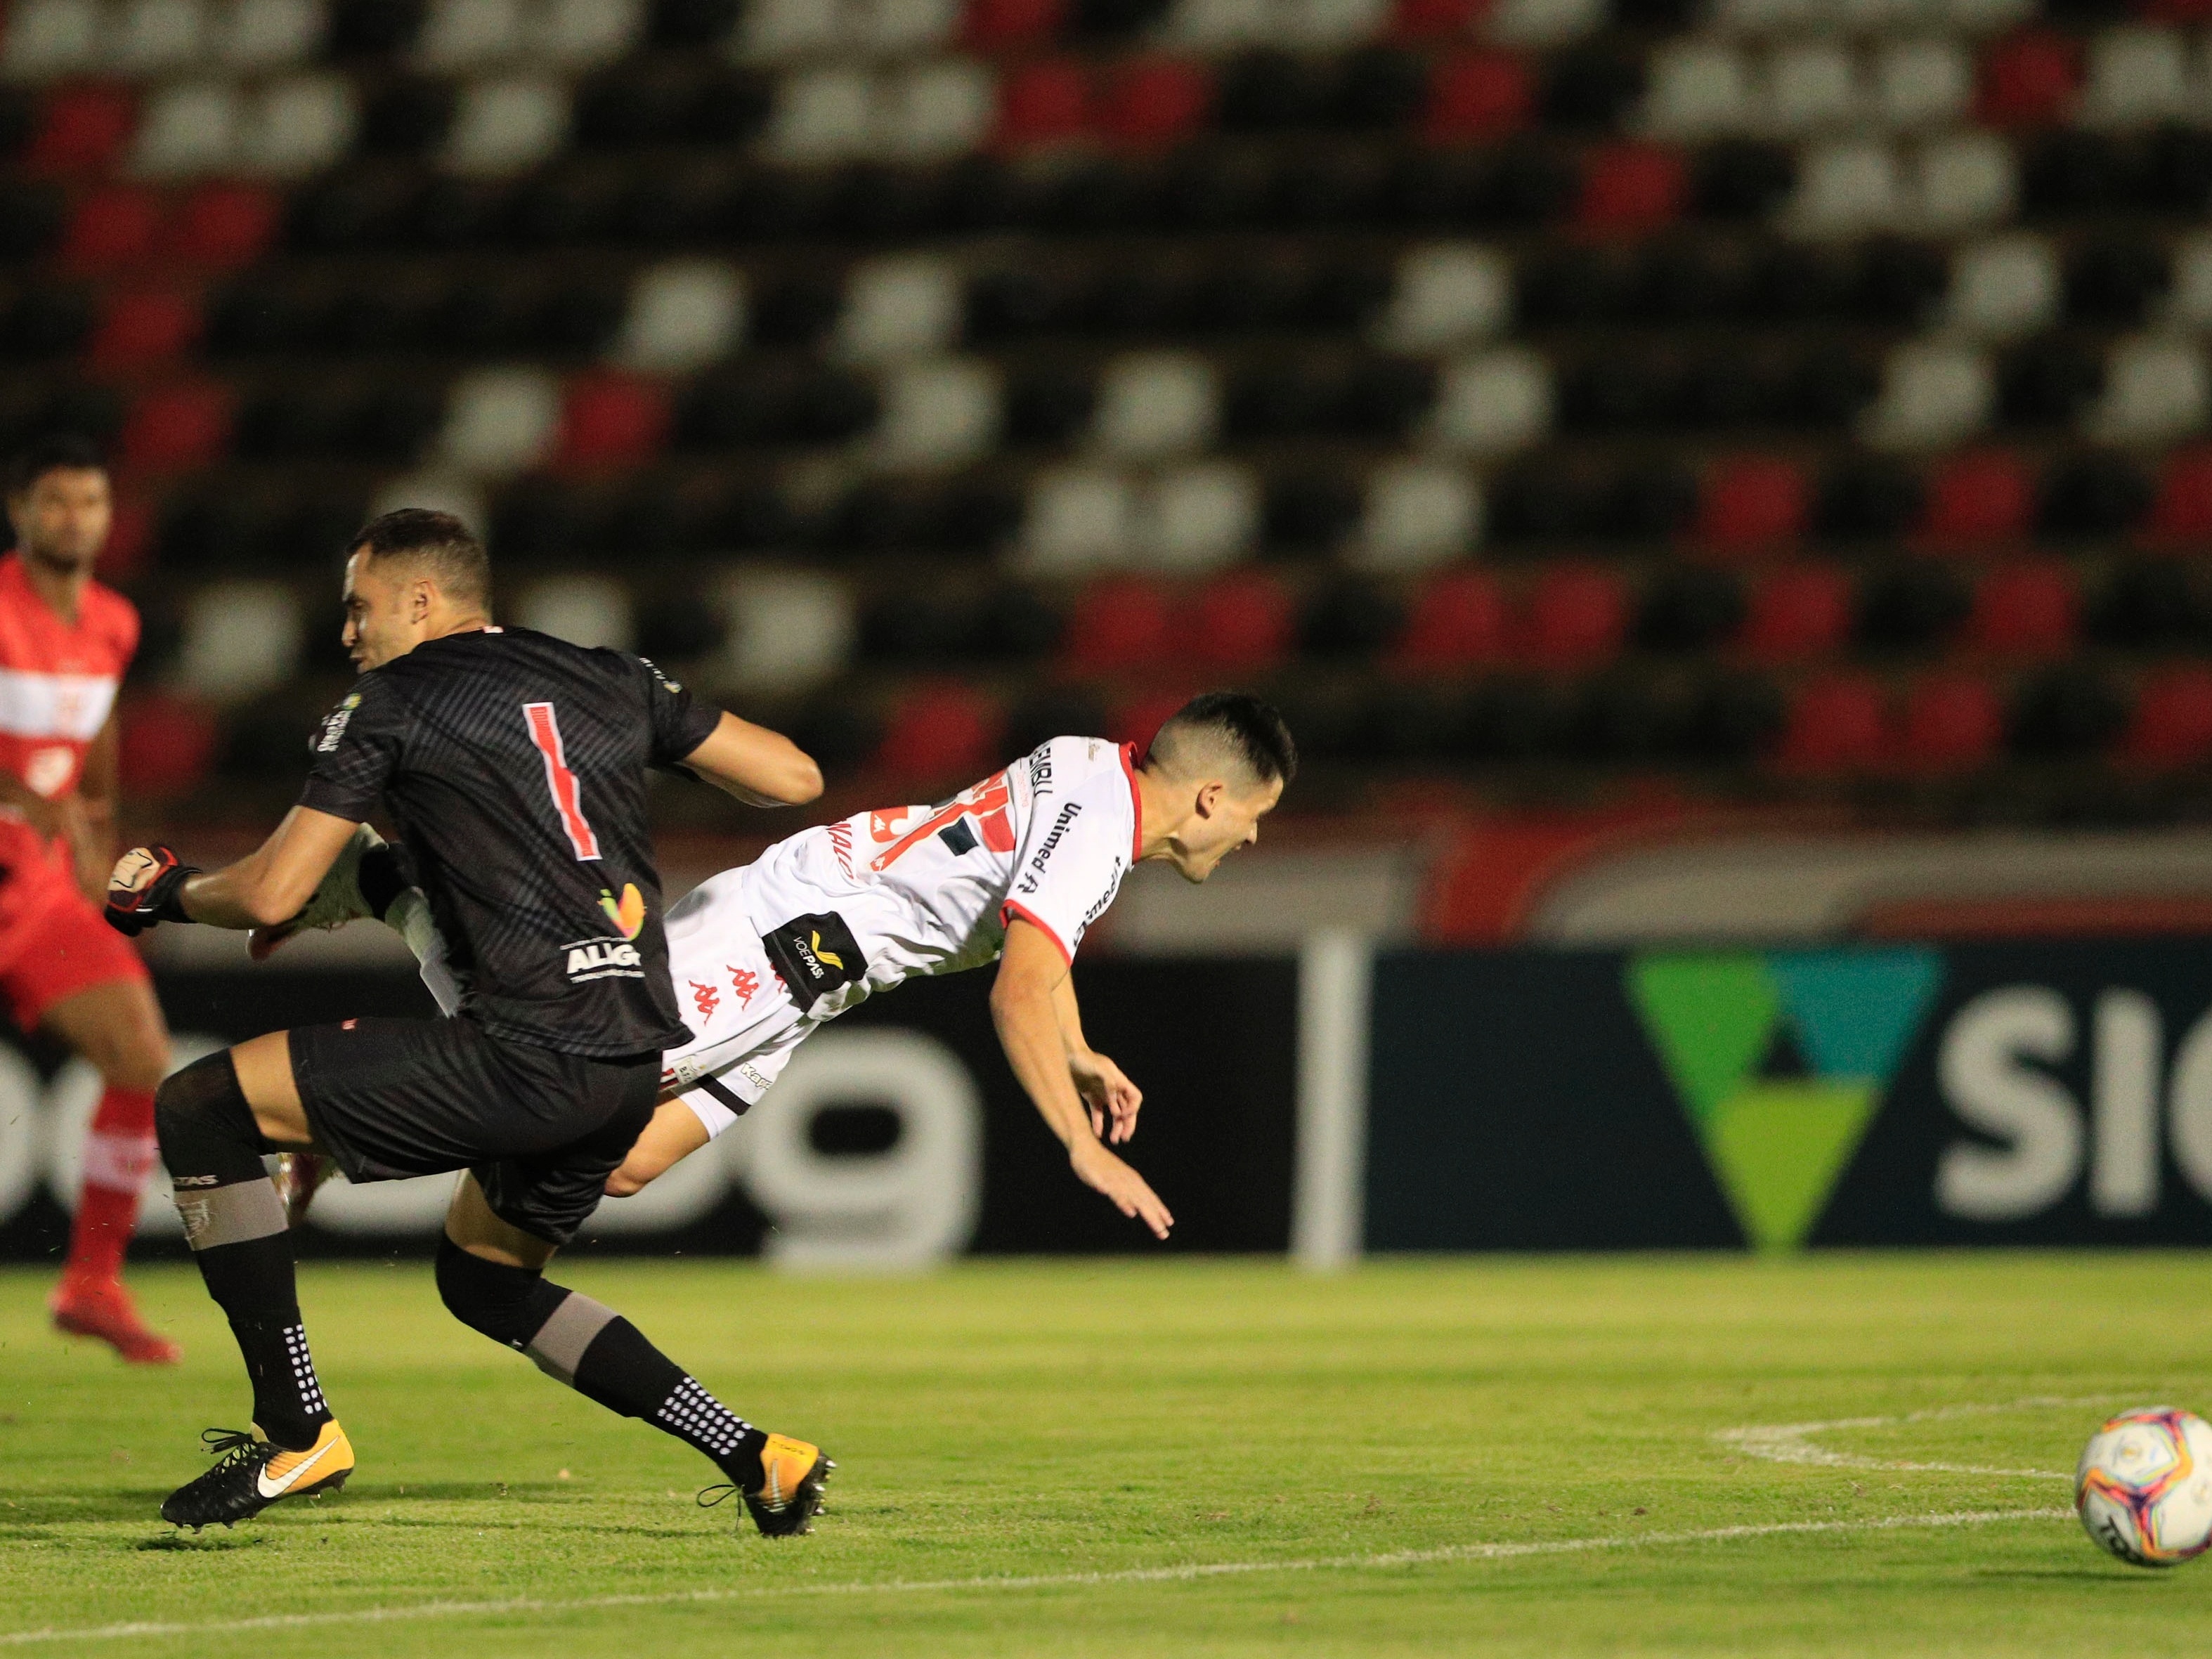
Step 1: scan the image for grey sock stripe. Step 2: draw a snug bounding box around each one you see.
[523,1292,618,1386]
[174,1178,287,1251]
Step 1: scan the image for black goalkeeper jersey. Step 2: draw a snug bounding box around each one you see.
[297,626,719,1059]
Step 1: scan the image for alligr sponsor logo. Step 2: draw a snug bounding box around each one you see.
[564,937,644,982]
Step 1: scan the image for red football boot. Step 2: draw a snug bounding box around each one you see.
[51,1276,182,1365]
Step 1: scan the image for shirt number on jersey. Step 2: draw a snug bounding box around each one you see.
[522,701,601,861]
[868,769,1014,871]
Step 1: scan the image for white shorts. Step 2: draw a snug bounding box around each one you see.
[658,865,814,1139]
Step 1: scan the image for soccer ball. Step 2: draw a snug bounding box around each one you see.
[2076,1407,2212,1567]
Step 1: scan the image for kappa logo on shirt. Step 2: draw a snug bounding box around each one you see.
[759,911,867,1012]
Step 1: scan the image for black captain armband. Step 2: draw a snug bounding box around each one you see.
[105,845,200,936]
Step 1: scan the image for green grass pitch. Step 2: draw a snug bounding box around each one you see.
[6,1253,2212,1655]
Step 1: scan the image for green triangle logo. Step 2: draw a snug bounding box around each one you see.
[1626,949,1942,1251]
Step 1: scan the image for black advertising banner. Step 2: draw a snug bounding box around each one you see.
[1367,941,2212,1251]
[0,961,1296,1262]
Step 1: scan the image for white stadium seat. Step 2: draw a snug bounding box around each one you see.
[1090,353,1218,460]
[2164,232,2212,330]
[130,82,242,178]
[1372,244,1513,353]
[1138,464,1259,572]
[2084,336,2209,443]
[1160,0,1272,51]
[113,0,208,74]
[613,260,746,372]
[1762,43,1863,135]
[1279,0,1389,50]
[764,67,873,162]
[517,575,635,651]
[1944,235,2060,338]
[717,570,855,691]
[181,582,303,703]
[835,254,963,364]
[1871,39,1971,131]
[217,0,323,67]
[2078,26,2191,128]
[1351,462,1483,573]
[1017,468,1137,575]
[734,0,842,63]
[1,0,101,82]
[443,75,569,173]
[1859,338,1993,450]
[1427,348,1552,457]
[240,74,358,175]
[871,358,1001,469]
[1785,141,1904,237]
[1641,41,1755,139]
[438,367,562,474]
[876,58,994,161]
[373,472,488,533]
[534,0,640,64]
[417,0,523,68]
[1709,0,1821,39]
[1911,131,2017,233]
[851,0,958,56]
[1936,0,2034,33]
[1483,0,1607,48]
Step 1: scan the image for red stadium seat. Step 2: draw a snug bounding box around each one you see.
[1978,30,2081,126]
[1422,52,1533,143]
[1963,558,2078,657]
[1064,575,1171,672]
[963,0,1065,52]
[1692,456,1808,554]
[1111,686,1197,753]
[996,59,1091,147]
[2145,0,2212,21]
[1185,569,1292,672]
[1918,449,2031,550]
[88,287,201,370]
[57,185,163,274]
[1098,56,1212,150]
[26,84,136,175]
[1391,568,1507,670]
[165,183,280,270]
[556,371,669,468]
[119,379,233,471]
[96,495,154,582]
[1575,142,1686,233]
[1393,0,1481,40]
[2140,445,2212,547]
[1736,564,1852,664]
[1898,672,2001,773]
[1523,562,1627,668]
[874,681,1005,787]
[1774,672,1887,774]
[2122,667,2212,767]
[119,691,217,798]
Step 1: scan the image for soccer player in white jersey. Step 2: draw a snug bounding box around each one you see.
[275,691,1293,1240]
[616,690,1294,1238]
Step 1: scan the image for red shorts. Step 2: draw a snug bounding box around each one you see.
[0,817,148,1032]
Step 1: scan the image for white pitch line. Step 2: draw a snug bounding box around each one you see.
[0,1508,2071,1647]
[1716,1396,2120,1481]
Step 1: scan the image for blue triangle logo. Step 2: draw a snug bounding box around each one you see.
[1767,949,1944,1084]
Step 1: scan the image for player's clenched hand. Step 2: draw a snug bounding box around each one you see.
[104,845,197,935]
[1069,1138,1172,1240]
[1070,1049,1143,1145]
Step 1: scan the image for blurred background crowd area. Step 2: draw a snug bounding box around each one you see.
[6,0,2212,835]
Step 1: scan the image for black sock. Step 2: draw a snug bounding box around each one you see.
[157,1051,332,1452]
[434,1238,765,1487]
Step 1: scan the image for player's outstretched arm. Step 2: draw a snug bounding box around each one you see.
[992,919,1172,1240]
[1053,971,1143,1145]
[108,806,362,932]
[606,1100,713,1196]
[679,713,823,809]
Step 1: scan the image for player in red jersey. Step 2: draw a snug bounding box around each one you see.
[1,437,178,1363]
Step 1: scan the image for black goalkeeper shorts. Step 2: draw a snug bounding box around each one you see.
[289,1015,659,1248]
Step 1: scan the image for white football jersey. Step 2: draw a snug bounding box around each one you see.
[660,735,1143,1133]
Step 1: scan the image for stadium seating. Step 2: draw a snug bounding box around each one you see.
[0,0,2204,819]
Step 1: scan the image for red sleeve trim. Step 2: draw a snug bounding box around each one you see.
[1119,743,1143,863]
[999,900,1073,966]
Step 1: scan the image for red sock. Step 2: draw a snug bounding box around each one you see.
[63,1085,159,1287]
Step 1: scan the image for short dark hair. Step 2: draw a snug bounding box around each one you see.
[8,434,106,498]
[1148,691,1297,787]
[349,508,490,609]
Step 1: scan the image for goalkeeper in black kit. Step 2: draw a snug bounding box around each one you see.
[105,509,835,1537]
